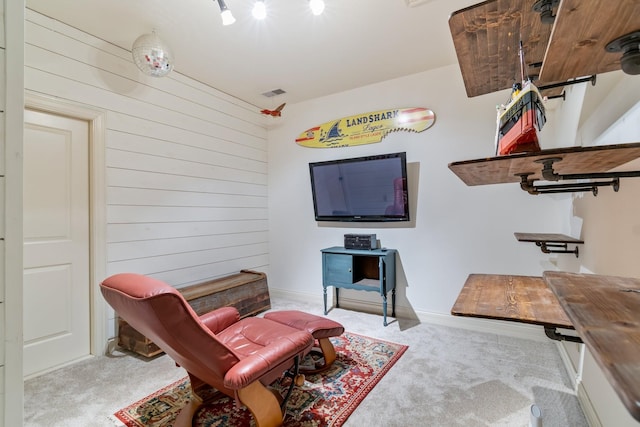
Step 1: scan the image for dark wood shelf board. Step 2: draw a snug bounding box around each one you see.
[543,271,640,422]
[540,0,640,83]
[451,274,573,329]
[514,232,583,244]
[448,142,640,186]
[449,0,562,98]
[449,0,639,98]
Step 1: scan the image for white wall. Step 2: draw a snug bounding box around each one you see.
[267,64,569,317]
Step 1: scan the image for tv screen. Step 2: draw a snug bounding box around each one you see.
[309,152,409,222]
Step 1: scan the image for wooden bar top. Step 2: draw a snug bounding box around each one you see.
[543,271,640,422]
[451,274,573,329]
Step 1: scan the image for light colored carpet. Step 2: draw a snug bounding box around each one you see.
[24,296,588,427]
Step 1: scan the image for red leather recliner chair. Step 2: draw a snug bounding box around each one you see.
[100,273,314,427]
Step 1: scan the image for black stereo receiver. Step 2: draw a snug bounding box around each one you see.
[344,234,377,250]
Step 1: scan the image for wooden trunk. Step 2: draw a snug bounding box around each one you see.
[180,269,271,318]
[117,317,163,357]
[117,270,271,357]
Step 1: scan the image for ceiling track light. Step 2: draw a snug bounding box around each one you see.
[215,0,325,26]
[252,0,267,20]
[309,0,325,16]
[216,0,236,26]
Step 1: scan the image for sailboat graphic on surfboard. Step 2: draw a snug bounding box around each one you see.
[295,107,435,148]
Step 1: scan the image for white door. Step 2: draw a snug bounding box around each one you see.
[23,109,91,378]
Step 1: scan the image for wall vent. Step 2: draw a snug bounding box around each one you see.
[405,0,432,7]
[262,88,286,97]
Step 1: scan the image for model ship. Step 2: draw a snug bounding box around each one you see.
[495,43,547,156]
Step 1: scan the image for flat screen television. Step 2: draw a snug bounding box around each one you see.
[309,152,409,222]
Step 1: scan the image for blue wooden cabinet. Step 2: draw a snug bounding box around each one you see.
[321,246,397,326]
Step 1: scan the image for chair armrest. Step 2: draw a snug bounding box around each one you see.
[223,331,313,389]
[199,307,240,334]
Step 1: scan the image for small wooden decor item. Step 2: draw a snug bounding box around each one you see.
[117,270,271,357]
[295,107,435,148]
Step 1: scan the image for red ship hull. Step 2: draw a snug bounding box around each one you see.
[498,107,541,155]
[496,83,545,155]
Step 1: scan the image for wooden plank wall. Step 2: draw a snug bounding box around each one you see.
[24,9,270,288]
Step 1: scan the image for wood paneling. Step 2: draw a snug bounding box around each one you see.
[544,271,640,422]
[24,15,263,132]
[106,169,267,198]
[107,220,269,243]
[24,9,270,287]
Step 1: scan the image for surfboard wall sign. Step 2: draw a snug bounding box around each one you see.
[295,107,435,148]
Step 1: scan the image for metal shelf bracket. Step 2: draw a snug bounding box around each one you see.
[544,326,583,343]
[537,241,579,257]
[516,156,640,195]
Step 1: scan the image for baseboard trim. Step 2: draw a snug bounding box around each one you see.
[556,341,580,389]
[576,381,602,427]
[555,342,600,427]
[269,288,548,342]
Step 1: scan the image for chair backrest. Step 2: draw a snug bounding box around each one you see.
[100,273,240,387]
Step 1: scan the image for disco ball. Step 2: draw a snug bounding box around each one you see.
[131,32,173,77]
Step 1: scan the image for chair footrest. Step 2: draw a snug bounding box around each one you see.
[264,310,344,373]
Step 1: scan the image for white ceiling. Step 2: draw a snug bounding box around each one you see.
[25,0,479,108]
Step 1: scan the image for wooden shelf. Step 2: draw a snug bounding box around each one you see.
[514,232,583,244]
[453,271,640,421]
[515,232,583,256]
[448,142,640,186]
[543,271,640,422]
[449,0,558,98]
[451,274,573,329]
[540,0,640,83]
[449,0,640,98]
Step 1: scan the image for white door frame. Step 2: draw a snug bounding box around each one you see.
[25,91,108,357]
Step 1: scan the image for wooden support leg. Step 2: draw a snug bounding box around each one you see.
[172,382,204,427]
[237,381,284,427]
[300,337,337,374]
[318,337,336,368]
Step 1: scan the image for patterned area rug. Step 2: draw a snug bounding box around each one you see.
[113,332,407,427]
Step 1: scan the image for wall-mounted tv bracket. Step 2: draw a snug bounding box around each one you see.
[516,156,640,195]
